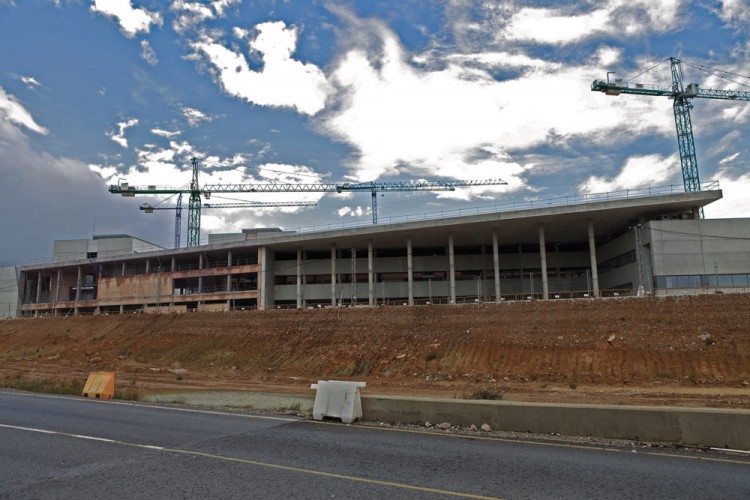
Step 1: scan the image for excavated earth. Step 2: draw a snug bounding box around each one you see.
[1,294,750,408]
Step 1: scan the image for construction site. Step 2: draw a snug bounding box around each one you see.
[1,57,750,412]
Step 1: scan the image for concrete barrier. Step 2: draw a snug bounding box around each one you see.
[312,381,366,424]
[82,372,115,400]
[361,395,750,450]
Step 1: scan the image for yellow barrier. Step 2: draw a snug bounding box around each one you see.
[82,372,115,400]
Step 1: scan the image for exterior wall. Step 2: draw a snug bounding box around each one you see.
[18,247,261,315]
[0,266,19,318]
[98,274,172,303]
[52,240,89,261]
[597,232,639,290]
[648,219,750,277]
[53,236,163,261]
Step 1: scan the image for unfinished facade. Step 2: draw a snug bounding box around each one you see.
[15,187,750,316]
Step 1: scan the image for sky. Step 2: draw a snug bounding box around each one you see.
[1,0,750,265]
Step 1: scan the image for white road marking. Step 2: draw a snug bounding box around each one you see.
[0,390,297,422]
[0,422,503,499]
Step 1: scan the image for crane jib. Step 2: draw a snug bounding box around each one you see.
[591,57,749,220]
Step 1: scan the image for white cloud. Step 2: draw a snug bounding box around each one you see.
[151,128,181,138]
[0,86,48,135]
[181,106,212,127]
[714,0,750,27]
[321,23,673,190]
[20,75,44,90]
[338,206,368,217]
[170,0,241,34]
[720,152,741,165]
[595,46,622,67]
[578,154,679,193]
[192,21,332,115]
[107,118,138,148]
[140,40,158,65]
[705,167,750,217]
[499,0,685,45]
[90,0,163,38]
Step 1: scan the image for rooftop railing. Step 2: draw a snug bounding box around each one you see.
[293,181,720,234]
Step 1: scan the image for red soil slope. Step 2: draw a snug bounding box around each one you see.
[1,294,749,408]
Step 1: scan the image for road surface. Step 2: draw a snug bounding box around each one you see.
[1,391,749,499]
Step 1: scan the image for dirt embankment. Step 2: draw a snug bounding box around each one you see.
[1,294,749,408]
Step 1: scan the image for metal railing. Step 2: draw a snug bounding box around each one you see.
[293,182,720,234]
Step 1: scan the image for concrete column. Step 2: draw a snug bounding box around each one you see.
[538,223,549,300]
[368,240,374,306]
[74,266,82,315]
[199,254,204,269]
[296,247,303,309]
[226,253,232,292]
[448,233,456,304]
[145,259,150,274]
[121,262,126,276]
[518,244,524,293]
[35,271,43,304]
[331,244,337,306]
[407,237,414,306]
[54,269,62,316]
[226,253,232,309]
[171,257,176,272]
[588,220,600,298]
[259,246,267,310]
[492,229,501,303]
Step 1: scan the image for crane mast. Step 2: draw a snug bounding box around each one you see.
[174,193,182,249]
[592,57,750,201]
[187,157,201,247]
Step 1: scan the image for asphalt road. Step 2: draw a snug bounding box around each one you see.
[1,391,749,499]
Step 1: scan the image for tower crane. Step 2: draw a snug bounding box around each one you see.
[592,57,750,205]
[110,157,507,246]
[140,198,317,248]
[199,178,507,225]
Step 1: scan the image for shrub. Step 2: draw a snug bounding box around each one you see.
[468,387,503,400]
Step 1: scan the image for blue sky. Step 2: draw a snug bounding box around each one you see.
[1,0,749,264]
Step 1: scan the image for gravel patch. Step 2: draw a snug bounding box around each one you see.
[142,390,314,415]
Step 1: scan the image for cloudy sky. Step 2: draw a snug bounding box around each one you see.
[1,0,749,264]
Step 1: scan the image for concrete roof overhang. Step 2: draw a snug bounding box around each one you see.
[259,189,722,251]
[18,190,722,270]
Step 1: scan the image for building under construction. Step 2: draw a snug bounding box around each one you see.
[10,184,750,317]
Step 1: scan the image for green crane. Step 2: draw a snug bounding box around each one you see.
[110,157,507,246]
[592,57,750,196]
[140,199,317,248]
